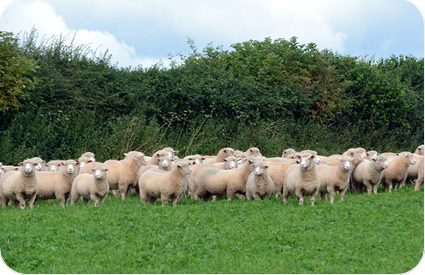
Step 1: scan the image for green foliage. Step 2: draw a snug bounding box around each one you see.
[0,186,423,273]
[0,30,423,163]
[0,31,38,119]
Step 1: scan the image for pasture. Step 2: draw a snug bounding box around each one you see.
[0,185,423,274]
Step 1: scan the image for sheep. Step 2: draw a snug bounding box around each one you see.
[283,153,320,206]
[415,145,424,155]
[381,152,416,192]
[317,156,353,203]
[44,160,61,172]
[265,159,298,197]
[71,165,109,206]
[414,158,424,191]
[138,161,191,206]
[162,147,179,159]
[245,147,262,157]
[234,150,247,160]
[0,160,38,209]
[194,159,255,202]
[246,161,274,200]
[137,155,173,176]
[104,159,119,165]
[282,148,297,158]
[365,151,379,161]
[202,148,235,164]
[26,157,45,171]
[146,150,171,166]
[406,154,424,185]
[84,151,147,200]
[351,156,389,194]
[36,160,80,206]
[78,156,94,169]
[184,154,205,165]
[80,152,96,162]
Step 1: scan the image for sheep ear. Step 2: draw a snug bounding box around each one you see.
[395,153,399,156]
[250,149,254,152]
[310,155,315,160]
[187,157,193,160]
[296,155,301,159]
[19,162,24,166]
[104,168,108,172]
[177,164,182,168]
[296,160,300,164]
[174,150,179,154]
[91,168,95,172]
[201,157,206,160]
[223,158,228,162]
[264,165,269,169]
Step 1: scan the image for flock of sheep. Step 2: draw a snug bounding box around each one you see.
[0,144,423,209]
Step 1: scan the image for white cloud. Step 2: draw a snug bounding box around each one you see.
[0,0,149,68]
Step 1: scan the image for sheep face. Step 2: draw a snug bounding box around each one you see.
[415,145,424,155]
[373,156,389,170]
[49,164,59,172]
[366,151,379,161]
[19,161,36,175]
[176,161,191,175]
[251,161,269,176]
[224,157,238,170]
[338,157,353,172]
[403,153,416,166]
[158,156,173,169]
[92,166,108,180]
[297,154,316,170]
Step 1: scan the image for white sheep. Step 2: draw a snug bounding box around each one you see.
[245,147,262,157]
[365,151,379,161]
[71,165,109,206]
[265,159,298,197]
[80,152,96,162]
[415,145,424,155]
[36,160,80,206]
[44,160,61,172]
[283,153,320,206]
[414,158,424,191]
[184,154,206,165]
[0,160,38,209]
[281,148,297,158]
[194,159,255,202]
[26,157,45,171]
[246,161,274,200]
[138,161,191,206]
[381,152,416,192]
[202,147,235,164]
[351,156,389,194]
[317,156,353,203]
[406,154,424,185]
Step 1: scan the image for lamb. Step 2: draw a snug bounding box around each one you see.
[282,148,297,158]
[26,157,45,171]
[71,165,109,206]
[137,155,173,176]
[351,156,389,194]
[246,161,274,200]
[415,145,424,155]
[381,152,416,192]
[194,159,255,202]
[138,161,191,206]
[202,148,235,164]
[184,154,205,165]
[245,147,262,157]
[81,151,147,200]
[80,152,96,162]
[0,160,38,209]
[36,160,80,206]
[162,147,179,159]
[414,158,424,191]
[78,156,94,169]
[317,156,353,203]
[146,150,171,165]
[283,153,320,206]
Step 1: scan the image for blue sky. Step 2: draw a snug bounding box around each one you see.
[0,0,423,68]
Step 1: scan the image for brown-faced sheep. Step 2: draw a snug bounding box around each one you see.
[317,156,353,203]
[414,158,424,191]
[0,160,38,209]
[36,160,79,206]
[138,161,191,206]
[71,165,109,206]
[283,153,320,206]
[381,152,416,192]
[246,161,274,200]
[194,159,255,202]
[351,156,389,194]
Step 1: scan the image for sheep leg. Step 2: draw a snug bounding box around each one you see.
[161,194,170,207]
[149,197,157,205]
[226,188,235,201]
[415,178,423,191]
[139,190,150,205]
[327,187,336,204]
[363,180,373,195]
[28,193,37,209]
[171,195,179,206]
[71,195,80,206]
[295,189,304,205]
[282,186,289,204]
[15,193,26,209]
[339,187,348,201]
[99,193,108,206]
[309,188,318,206]
[119,184,129,201]
[90,194,99,207]
[320,191,327,202]
[373,183,379,195]
[1,196,9,209]
[203,193,212,202]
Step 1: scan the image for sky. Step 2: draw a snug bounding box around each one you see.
[0,0,424,69]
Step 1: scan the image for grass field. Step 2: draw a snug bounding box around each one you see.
[0,185,423,274]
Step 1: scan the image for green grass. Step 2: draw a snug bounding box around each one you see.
[0,185,423,274]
